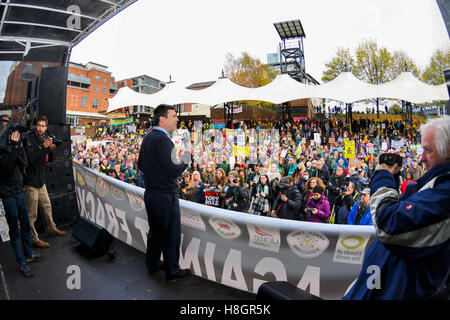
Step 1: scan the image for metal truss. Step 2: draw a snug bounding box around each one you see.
[0,0,137,61]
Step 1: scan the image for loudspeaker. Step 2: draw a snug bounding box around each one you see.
[47,124,72,160]
[256,281,323,300]
[72,216,114,256]
[37,66,68,124]
[45,158,75,196]
[35,191,78,232]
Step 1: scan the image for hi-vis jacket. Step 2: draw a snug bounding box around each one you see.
[343,163,450,300]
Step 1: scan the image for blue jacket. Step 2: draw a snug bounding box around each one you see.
[343,163,450,300]
[347,200,373,225]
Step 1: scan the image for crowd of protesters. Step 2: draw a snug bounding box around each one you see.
[72,115,427,225]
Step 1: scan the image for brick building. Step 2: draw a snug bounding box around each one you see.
[66,62,118,125]
[3,61,59,107]
[116,75,166,124]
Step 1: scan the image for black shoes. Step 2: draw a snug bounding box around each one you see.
[25,253,44,263]
[147,261,166,273]
[165,268,191,281]
[19,264,33,278]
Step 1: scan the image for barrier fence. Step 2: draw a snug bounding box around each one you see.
[73,162,376,299]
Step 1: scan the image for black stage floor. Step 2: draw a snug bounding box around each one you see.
[0,227,256,300]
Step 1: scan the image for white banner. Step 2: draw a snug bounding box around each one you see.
[73,163,376,299]
[0,199,10,242]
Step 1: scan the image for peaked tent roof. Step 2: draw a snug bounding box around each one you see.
[190,77,255,106]
[375,71,448,103]
[250,73,315,104]
[312,71,380,103]
[106,71,449,111]
[106,86,149,112]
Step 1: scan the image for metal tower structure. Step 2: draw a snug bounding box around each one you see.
[274,20,306,83]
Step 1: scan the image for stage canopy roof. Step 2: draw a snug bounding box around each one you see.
[0,0,137,63]
[107,71,449,113]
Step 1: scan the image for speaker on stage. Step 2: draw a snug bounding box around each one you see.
[37,66,68,125]
[256,281,323,300]
[45,158,75,196]
[72,216,114,257]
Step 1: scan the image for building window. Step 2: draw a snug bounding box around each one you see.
[94,86,99,93]
[81,96,87,107]
[93,98,98,109]
[102,88,107,94]
[103,77,108,84]
[95,75,100,82]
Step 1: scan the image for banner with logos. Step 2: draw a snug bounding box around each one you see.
[73,163,376,300]
[0,200,10,242]
[110,116,134,126]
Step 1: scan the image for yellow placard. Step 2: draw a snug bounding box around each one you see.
[233,146,249,157]
[344,139,355,159]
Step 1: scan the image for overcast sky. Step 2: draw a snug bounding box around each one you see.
[0,0,448,105]
[69,0,449,87]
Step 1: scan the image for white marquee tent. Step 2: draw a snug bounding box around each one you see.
[106,71,449,113]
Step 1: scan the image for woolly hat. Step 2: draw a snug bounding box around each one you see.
[313,185,323,195]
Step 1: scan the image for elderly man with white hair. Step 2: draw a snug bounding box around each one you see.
[344,115,450,300]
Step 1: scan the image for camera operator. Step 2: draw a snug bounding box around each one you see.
[326,166,346,209]
[0,114,43,278]
[333,181,360,225]
[225,176,248,212]
[270,176,302,220]
[344,116,450,300]
[178,171,196,202]
[23,115,66,249]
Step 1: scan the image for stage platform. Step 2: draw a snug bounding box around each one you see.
[0,227,256,300]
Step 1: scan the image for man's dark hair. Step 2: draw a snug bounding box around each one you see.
[36,115,48,125]
[153,104,175,126]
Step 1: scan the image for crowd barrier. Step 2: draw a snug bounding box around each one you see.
[73,163,376,300]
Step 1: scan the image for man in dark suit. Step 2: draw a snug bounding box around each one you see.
[138,104,191,281]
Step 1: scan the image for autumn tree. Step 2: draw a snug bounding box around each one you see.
[224,52,278,88]
[224,52,278,108]
[390,50,420,79]
[321,47,355,82]
[421,46,450,85]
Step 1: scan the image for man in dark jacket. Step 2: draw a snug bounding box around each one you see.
[270,176,303,220]
[23,115,65,249]
[314,158,330,185]
[0,115,43,278]
[344,116,450,300]
[138,104,191,281]
[225,178,249,212]
[326,166,346,209]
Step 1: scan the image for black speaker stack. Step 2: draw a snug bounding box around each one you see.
[32,66,78,231]
[43,123,78,229]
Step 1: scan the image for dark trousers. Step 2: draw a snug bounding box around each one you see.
[2,192,33,267]
[144,189,181,276]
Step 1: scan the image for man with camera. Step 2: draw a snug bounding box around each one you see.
[270,176,302,220]
[23,115,66,249]
[344,116,450,300]
[225,176,248,212]
[0,114,43,278]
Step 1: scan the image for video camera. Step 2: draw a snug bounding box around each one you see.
[0,122,31,149]
[276,182,292,195]
[379,153,403,167]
